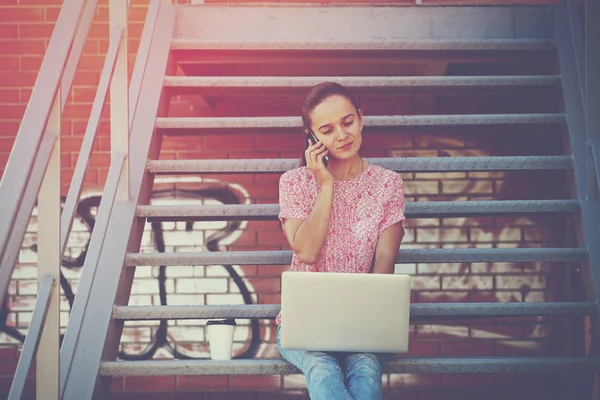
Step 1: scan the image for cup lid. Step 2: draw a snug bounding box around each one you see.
[206,318,236,326]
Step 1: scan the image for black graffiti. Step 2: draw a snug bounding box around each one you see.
[0,185,260,360]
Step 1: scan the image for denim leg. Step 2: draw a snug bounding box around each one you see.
[344,353,385,400]
[277,325,353,400]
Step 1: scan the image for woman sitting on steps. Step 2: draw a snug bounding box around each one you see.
[276,82,407,400]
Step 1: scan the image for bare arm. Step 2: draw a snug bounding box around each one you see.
[372,222,405,274]
[282,181,333,264]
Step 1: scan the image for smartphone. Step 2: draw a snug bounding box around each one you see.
[307,131,329,167]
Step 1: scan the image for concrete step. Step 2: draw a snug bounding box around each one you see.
[156,114,565,135]
[138,200,580,222]
[112,302,596,320]
[100,357,600,376]
[146,156,572,174]
[125,248,587,267]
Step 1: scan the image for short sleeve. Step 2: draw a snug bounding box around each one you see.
[278,170,312,227]
[378,173,406,234]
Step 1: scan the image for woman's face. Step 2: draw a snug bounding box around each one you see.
[308,95,363,162]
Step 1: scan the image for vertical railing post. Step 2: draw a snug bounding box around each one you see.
[110,0,129,199]
[587,0,599,144]
[36,89,61,399]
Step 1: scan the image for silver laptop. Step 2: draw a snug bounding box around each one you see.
[280,271,411,353]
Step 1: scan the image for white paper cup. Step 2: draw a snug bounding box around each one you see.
[207,319,236,360]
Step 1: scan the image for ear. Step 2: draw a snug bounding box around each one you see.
[358,109,364,131]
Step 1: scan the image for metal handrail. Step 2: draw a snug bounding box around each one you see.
[8,275,55,400]
[0,0,99,309]
[60,26,125,256]
[0,0,141,397]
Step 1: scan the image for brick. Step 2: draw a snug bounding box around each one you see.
[441,180,493,194]
[470,227,522,242]
[416,291,469,303]
[383,391,418,400]
[0,40,46,55]
[414,172,466,179]
[469,290,522,303]
[441,340,494,356]
[161,136,203,152]
[470,262,522,274]
[416,324,469,339]
[405,340,441,356]
[442,275,493,290]
[206,293,258,305]
[441,217,493,227]
[388,373,441,388]
[259,391,310,400]
[258,293,281,304]
[255,134,303,151]
[204,135,255,151]
[470,324,523,339]
[496,274,546,290]
[124,376,176,392]
[205,392,258,400]
[494,340,548,356]
[110,377,124,392]
[177,375,228,391]
[413,134,466,149]
[415,228,467,243]
[176,278,228,294]
[230,151,280,160]
[523,227,560,242]
[63,103,94,119]
[229,375,281,390]
[0,56,18,71]
[361,133,412,150]
[0,8,45,23]
[257,230,289,246]
[18,23,55,38]
[107,393,151,400]
[230,277,281,294]
[18,56,43,71]
[0,104,25,119]
[0,24,18,38]
[403,181,439,195]
[410,276,440,290]
[442,374,495,387]
[120,326,152,343]
[97,6,149,22]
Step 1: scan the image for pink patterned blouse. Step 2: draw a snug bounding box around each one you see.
[276,163,406,325]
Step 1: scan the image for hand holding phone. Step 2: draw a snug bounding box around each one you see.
[307,131,329,168]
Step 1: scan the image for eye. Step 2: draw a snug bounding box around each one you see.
[343,120,354,127]
[322,130,333,135]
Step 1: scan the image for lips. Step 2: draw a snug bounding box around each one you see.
[339,142,353,150]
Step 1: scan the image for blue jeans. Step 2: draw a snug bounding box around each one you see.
[277,324,392,400]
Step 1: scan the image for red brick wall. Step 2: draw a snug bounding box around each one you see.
[0,1,581,399]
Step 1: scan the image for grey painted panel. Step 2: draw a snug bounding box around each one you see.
[174,6,554,41]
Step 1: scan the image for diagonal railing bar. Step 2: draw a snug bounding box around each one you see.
[129,0,161,131]
[60,26,125,256]
[7,274,55,400]
[0,0,97,311]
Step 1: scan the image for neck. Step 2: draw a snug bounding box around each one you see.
[328,155,364,181]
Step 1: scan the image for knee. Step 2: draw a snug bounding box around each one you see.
[305,354,343,383]
[346,353,382,381]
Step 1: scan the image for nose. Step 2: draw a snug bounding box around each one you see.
[336,126,348,141]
